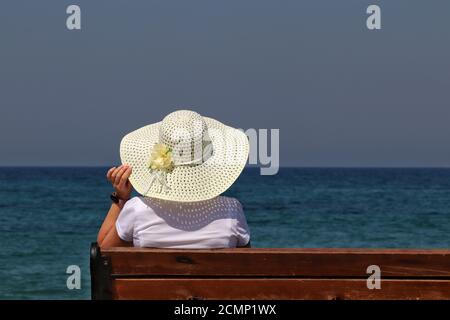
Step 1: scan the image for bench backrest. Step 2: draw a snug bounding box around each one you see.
[90,243,450,300]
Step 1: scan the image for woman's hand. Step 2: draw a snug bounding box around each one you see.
[107,165,133,201]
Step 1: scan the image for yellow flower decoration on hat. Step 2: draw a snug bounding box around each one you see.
[148,143,174,172]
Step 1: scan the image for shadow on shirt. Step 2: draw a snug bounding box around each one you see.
[139,196,243,232]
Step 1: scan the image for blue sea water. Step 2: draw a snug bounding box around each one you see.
[0,167,450,299]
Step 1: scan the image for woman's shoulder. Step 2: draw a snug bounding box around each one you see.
[123,196,154,212]
[215,196,244,213]
[124,196,145,207]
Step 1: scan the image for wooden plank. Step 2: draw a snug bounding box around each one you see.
[103,247,450,254]
[112,278,450,300]
[102,248,450,277]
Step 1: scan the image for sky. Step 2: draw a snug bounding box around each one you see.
[0,0,449,167]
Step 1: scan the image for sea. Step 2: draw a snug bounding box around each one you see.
[0,167,449,299]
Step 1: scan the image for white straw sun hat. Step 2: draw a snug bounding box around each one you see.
[120,110,249,202]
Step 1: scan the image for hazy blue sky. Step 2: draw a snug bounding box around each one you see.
[1,1,449,166]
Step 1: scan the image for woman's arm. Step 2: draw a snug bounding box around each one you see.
[97,165,133,249]
[99,214,132,248]
[97,202,128,246]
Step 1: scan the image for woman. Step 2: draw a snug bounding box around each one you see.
[97,110,251,249]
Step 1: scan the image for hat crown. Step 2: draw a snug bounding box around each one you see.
[159,110,212,165]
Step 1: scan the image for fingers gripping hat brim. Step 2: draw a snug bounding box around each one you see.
[120,117,249,202]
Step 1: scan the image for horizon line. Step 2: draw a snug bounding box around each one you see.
[1,165,450,169]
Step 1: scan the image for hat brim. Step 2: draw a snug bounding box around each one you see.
[119,117,249,202]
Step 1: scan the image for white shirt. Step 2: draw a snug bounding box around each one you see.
[116,196,250,248]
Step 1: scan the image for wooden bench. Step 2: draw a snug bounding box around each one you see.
[90,242,450,300]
